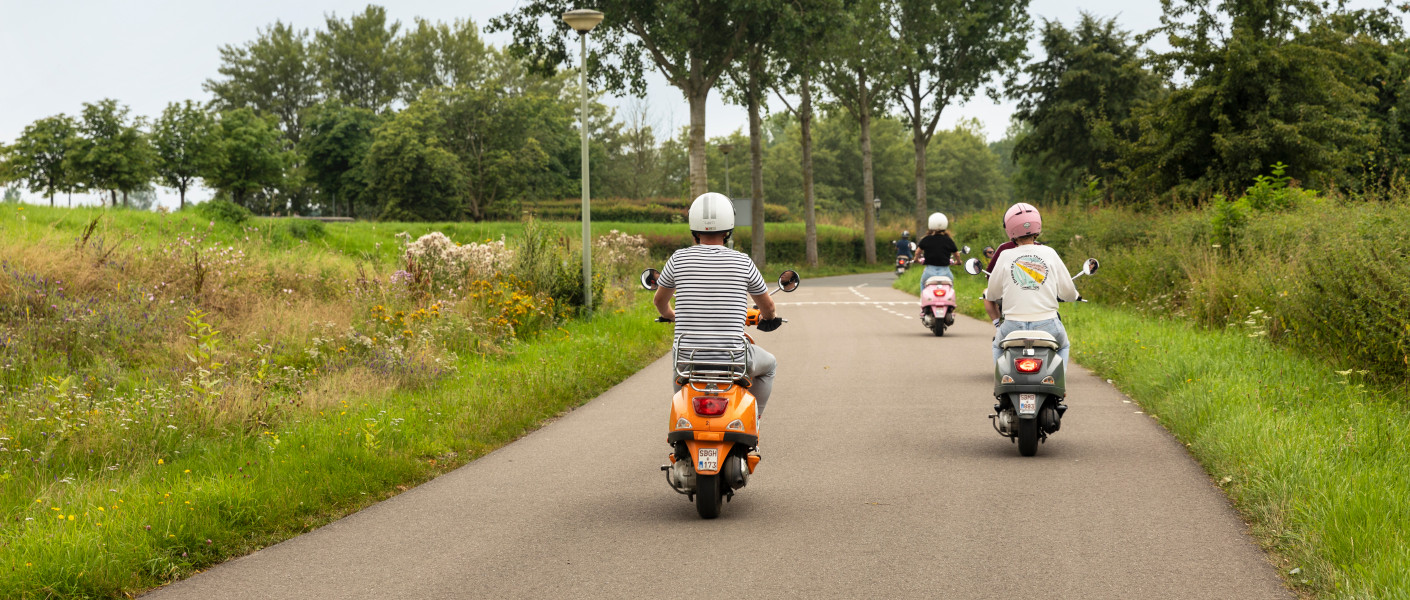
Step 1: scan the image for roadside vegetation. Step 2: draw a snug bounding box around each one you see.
[897,200,1410,597]
[0,204,670,597]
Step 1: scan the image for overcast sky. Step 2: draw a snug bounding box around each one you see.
[0,0,1173,207]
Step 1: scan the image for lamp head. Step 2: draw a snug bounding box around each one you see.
[563,9,604,34]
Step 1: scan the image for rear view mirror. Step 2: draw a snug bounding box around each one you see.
[982,246,995,260]
[962,245,971,255]
[778,270,801,292]
[964,257,983,276]
[1083,258,1100,276]
[640,268,660,290]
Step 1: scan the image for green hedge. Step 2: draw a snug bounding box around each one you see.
[487,197,790,224]
[638,226,894,266]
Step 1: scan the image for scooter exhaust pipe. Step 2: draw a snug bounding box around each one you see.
[664,460,697,494]
[722,454,749,490]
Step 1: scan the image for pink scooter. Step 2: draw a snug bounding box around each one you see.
[920,271,957,336]
[915,245,968,337]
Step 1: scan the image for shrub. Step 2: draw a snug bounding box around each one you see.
[193,200,253,225]
[286,219,326,240]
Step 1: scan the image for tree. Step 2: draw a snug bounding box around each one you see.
[152,101,219,209]
[205,21,320,144]
[362,108,466,221]
[891,0,1030,233]
[1118,0,1380,196]
[770,0,847,267]
[302,101,382,217]
[1012,13,1159,198]
[4,115,77,206]
[926,119,1010,214]
[720,12,787,267]
[317,5,404,113]
[430,87,574,220]
[73,100,155,208]
[820,0,899,264]
[400,17,493,102]
[206,108,290,210]
[491,0,762,198]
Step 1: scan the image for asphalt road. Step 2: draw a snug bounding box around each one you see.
[146,272,1290,599]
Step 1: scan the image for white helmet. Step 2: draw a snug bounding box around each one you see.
[688,192,735,233]
[928,212,948,231]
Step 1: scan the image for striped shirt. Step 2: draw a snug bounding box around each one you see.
[657,244,767,351]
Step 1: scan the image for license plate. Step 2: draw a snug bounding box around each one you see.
[1019,394,1038,415]
[697,448,719,471]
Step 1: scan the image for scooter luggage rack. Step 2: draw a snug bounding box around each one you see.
[674,335,751,392]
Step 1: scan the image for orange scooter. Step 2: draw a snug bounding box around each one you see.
[639,268,800,518]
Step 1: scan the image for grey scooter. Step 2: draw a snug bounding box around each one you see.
[964,257,1100,456]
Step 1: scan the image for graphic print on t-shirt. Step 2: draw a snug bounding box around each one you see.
[1009,254,1049,290]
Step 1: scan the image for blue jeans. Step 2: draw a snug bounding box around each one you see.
[919,265,953,294]
[992,318,1070,366]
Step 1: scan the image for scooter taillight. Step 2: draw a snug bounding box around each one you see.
[932,289,947,298]
[692,396,729,417]
[1015,358,1043,373]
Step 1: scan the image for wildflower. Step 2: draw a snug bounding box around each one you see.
[157,459,164,465]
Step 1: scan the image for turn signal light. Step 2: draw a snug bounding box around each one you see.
[692,396,729,417]
[1015,358,1043,373]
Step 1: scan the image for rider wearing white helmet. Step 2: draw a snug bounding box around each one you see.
[654,192,782,416]
[913,212,960,294]
[984,202,1079,366]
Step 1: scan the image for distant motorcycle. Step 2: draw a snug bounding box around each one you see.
[969,257,1100,456]
[895,255,911,276]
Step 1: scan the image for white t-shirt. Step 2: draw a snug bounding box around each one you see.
[985,243,1078,322]
[657,244,767,348]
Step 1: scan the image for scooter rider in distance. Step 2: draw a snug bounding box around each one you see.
[653,192,783,423]
[985,203,1079,375]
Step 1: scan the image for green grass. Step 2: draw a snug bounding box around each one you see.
[896,270,1410,598]
[0,295,671,598]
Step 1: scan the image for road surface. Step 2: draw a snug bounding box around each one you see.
[146,272,1289,599]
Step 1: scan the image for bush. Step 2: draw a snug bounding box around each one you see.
[489,197,791,224]
[193,199,253,225]
[286,219,326,240]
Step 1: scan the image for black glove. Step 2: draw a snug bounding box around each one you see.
[756,317,783,332]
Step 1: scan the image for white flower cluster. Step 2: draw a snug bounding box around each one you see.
[401,232,515,286]
[594,229,650,277]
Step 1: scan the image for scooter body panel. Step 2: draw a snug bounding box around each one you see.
[668,384,760,477]
[994,346,1066,398]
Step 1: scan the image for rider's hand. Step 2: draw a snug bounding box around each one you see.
[757,317,783,332]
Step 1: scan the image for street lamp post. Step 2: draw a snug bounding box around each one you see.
[563,9,604,318]
[719,143,734,199]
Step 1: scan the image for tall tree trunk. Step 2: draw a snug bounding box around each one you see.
[122,191,129,208]
[687,87,709,198]
[109,190,117,209]
[800,71,818,268]
[48,191,54,207]
[748,69,766,268]
[179,186,187,210]
[859,69,877,265]
[913,134,928,236]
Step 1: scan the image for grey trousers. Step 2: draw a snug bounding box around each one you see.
[674,344,778,417]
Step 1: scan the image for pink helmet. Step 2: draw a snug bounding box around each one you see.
[1003,202,1042,240]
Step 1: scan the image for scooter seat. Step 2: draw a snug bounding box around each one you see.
[924,276,952,287]
[1000,330,1060,350]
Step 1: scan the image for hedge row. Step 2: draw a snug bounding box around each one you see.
[487,197,791,224]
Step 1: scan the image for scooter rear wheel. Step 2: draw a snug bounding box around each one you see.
[696,474,724,519]
[930,322,946,336]
[1018,419,1039,456]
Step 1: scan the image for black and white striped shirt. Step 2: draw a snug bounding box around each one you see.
[658,244,767,350]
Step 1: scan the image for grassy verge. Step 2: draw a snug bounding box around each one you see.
[0,296,670,598]
[896,271,1410,598]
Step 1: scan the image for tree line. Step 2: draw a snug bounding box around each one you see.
[4,1,1406,267]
